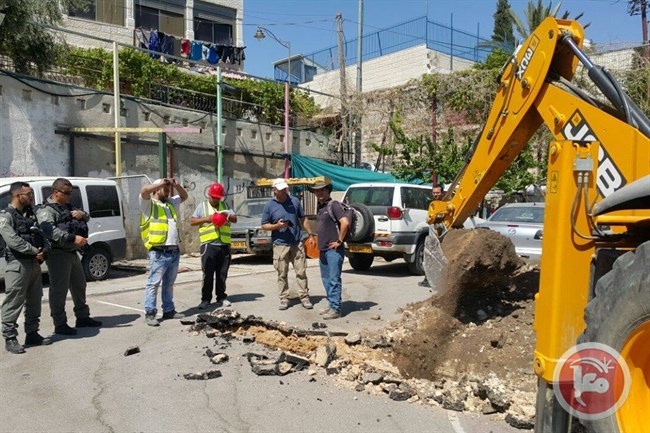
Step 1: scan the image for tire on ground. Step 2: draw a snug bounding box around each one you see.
[348,252,374,271]
[407,238,426,275]
[578,241,650,433]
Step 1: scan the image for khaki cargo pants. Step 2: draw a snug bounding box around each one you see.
[273,243,309,301]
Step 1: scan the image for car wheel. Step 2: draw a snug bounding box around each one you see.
[348,253,374,271]
[407,238,425,275]
[83,248,111,281]
[349,203,374,242]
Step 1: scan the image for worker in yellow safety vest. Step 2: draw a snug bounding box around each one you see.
[189,182,237,309]
[139,177,188,327]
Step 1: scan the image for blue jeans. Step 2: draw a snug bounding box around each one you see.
[144,249,180,315]
[319,248,344,312]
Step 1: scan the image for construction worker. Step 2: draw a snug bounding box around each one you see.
[140,178,189,326]
[190,182,237,309]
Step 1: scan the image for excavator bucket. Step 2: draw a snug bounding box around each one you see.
[423,229,524,297]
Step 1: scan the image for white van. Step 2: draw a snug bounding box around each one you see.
[0,177,127,281]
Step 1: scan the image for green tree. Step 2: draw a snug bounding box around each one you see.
[492,0,516,51]
[0,0,90,73]
[510,0,562,40]
[389,111,471,184]
[473,48,511,71]
[390,108,541,192]
[56,46,319,125]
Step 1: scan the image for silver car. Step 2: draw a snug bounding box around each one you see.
[477,202,544,260]
[229,198,273,256]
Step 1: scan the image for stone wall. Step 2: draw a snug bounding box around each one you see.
[0,73,334,257]
[355,81,436,170]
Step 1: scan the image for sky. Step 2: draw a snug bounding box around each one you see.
[242,0,645,79]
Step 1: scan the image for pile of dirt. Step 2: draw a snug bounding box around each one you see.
[188,230,541,428]
[387,263,538,389]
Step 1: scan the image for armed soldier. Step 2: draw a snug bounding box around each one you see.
[36,178,102,336]
[0,182,51,354]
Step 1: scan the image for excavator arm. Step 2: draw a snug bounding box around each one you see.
[426,17,650,433]
[428,18,649,227]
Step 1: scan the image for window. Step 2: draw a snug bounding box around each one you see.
[345,187,394,207]
[489,206,544,224]
[41,187,83,209]
[69,0,125,26]
[135,5,184,36]
[235,199,268,218]
[87,186,121,218]
[401,187,431,210]
[0,192,10,210]
[194,19,232,45]
[193,1,236,44]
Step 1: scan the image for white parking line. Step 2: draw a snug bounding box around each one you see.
[448,412,467,433]
[96,300,144,313]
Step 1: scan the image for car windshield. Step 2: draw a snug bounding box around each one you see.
[235,199,268,217]
[489,205,544,224]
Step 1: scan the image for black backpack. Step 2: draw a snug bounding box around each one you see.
[327,201,363,242]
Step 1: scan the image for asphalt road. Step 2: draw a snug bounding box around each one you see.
[0,255,523,433]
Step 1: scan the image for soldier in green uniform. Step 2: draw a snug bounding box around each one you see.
[36,178,102,335]
[0,182,51,354]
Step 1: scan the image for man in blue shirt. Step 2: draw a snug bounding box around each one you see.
[261,178,314,310]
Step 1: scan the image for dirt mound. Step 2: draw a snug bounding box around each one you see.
[388,258,537,387]
[441,229,523,294]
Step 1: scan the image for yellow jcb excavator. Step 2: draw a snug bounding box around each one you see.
[426,17,650,433]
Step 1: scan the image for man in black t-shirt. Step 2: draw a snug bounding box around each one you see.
[310,180,349,320]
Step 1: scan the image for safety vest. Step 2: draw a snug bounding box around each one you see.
[140,200,178,251]
[198,201,231,244]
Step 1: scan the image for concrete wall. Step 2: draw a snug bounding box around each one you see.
[0,73,335,257]
[300,44,474,109]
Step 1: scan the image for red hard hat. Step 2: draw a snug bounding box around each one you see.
[208,182,225,199]
[211,212,227,227]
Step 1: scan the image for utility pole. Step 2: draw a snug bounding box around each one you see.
[336,12,349,165]
[641,0,650,55]
[354,0,364,168]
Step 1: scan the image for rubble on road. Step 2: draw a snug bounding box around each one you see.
[245,352,309,376]
[123,345,140,356]
[184,259,540,430]
[193,309,348,337]
[183,369,222,380]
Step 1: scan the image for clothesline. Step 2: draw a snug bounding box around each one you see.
[134,28,246,66]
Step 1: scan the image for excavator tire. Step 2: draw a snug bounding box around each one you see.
[577,241,650,433]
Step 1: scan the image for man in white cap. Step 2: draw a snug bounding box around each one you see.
[261,178,314,310]
[139,177,188,326]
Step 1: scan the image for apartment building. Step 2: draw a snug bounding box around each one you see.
[61,0,244,68]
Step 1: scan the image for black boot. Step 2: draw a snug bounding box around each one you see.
[5,338,26,354]
[54,323,77,335]
[76,317,102,327]
[25,332,52,347]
